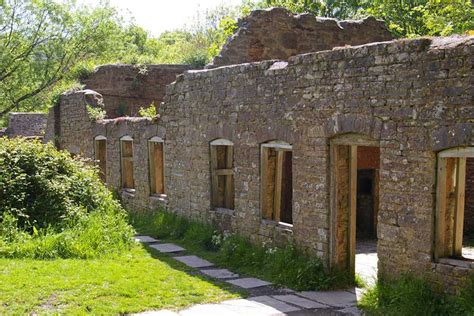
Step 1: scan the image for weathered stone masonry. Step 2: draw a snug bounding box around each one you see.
[160,36,474,291]
[42,9,474,293]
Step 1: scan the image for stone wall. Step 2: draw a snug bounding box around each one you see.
[208,8,394,68]
[82,64,193,118]
[43,89,166,211]
[5,112,47,138]
[160,35,474,292]
[45,34,474,293]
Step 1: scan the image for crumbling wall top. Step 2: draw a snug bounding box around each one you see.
[207,7,395,68]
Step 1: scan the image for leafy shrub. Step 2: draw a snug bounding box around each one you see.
[0,138,134,258]
[130,209,346,291]
[86,105,106,120]
[138,102,157,118]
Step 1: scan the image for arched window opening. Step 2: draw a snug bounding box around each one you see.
[261,141,293,225]
[210,139,234,210]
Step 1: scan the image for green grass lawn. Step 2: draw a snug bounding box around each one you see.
[0,245,244,314]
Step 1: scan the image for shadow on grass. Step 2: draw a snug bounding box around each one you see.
[139,240,248,298]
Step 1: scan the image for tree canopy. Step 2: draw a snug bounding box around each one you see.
[0,0,472,122]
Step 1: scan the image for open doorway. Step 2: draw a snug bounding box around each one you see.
[330,135,379,285]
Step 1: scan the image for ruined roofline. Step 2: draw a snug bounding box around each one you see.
[240,7,387,30]
[207,7,394,68]
[176,35,473,84]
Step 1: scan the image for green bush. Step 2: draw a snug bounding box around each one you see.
[0,137,134,258]
[130,209,349,291]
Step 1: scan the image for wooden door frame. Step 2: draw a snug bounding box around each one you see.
[329,134,379,275]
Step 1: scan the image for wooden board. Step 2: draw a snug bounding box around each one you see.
[454,157,466,256]
[95,139,107,182]
[121,141,134,189]
[348,145,357,275]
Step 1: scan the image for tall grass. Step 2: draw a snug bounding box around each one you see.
[0,208,134,259]
[130,210,354,291]
[359,274,474,316]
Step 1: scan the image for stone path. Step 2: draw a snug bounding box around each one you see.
[134,235,364,315]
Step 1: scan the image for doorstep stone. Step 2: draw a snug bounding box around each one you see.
[226,277,272,289]
[297,290,357,308]
[174,255,214,268]
[272,294,329,309]
[249,296,300,313]
[180,297,293,316]
[200,268,239,279]
[134,235,159,243]
[149,243,185,253]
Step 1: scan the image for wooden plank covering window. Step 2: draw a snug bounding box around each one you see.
[210,140,234,209]
[261,142,293,224]
[94,137,107,182]
[435,148,472,261]
[149,140,165,195]
[121,139,134,189]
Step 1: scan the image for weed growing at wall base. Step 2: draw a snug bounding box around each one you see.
[130,209,355,291]
[358,274,474,316]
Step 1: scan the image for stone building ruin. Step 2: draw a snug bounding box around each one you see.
[40,8,474,293]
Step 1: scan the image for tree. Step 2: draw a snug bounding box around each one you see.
[0,0,135,119]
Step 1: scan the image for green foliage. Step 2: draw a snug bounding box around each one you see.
[359,274,474,316]
[86,105,106,120]
[0,137,134,258]
[262,0,365,18]
[138,102,157,119]
[260,0,474,37]
[130,210,355,291]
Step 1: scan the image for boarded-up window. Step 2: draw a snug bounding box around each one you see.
[261,142,293,224]
[435,147,474,260]
[120,137,135,190]
[210,139,234,209]
[94,136,107,182]
[149,137,165,195]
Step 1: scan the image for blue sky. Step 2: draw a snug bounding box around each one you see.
[79,0,245,35]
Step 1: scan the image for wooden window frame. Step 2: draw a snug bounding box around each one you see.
[94,135,107,183]
[148,137,166,197]
[435,147,473,261]
[120,136,135,192]
[260,141,293,226]
[210,139,234,210]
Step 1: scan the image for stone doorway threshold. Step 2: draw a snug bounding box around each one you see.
[356,239,378,286]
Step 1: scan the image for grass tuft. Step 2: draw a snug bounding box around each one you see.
[358,273,474,316]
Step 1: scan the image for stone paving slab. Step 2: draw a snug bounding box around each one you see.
[174,255,214,268]
[272,294,329,309]
[249,296,300,313]
[226,277,272,289]
[149,243,185,253]
[200,268,239,279]
[179,297,297,316]
[297,291,357,308]
[135,310,179,316]
[134,235,159,243]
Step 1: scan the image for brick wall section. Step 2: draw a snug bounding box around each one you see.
[160,36,473,292]
[82,64,193,118]
[208,8,394,68]
[6,112,47,138]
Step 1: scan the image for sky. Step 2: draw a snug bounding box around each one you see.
[79,0,245,36]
